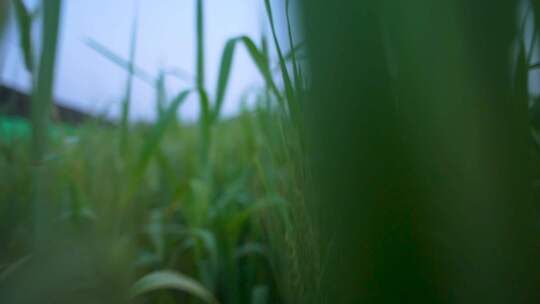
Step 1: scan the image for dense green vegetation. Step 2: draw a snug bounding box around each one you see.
[301,0,540,303]
[0,110,295,303]
[0,0,313,303]
[4,0,540,303]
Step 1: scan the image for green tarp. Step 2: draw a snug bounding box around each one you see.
[0,116,77,142]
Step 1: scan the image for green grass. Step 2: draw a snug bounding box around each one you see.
[0,110,295,303]
[7,0,540,303]
[29,0,62,248]
[0,0,310,303]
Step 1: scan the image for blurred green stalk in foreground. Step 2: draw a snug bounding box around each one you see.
[31,0,62,248]
[0,1,6,76]
[301,1,540,303]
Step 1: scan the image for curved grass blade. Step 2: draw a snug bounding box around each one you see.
[212,38,237,122]
[130,270,219,304]
[285,0,301,90]
[264,0,296,117]
[213,36,284,122]
[239,36,283,103]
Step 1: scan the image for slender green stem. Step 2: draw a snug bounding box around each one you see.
[31,0,62,248]
[120,12,138,154]
[285,0,301,91]
[195,0,211,168]
[264,0,297,121]
[196,0,205,90]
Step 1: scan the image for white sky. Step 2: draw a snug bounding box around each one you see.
[0,0,295,122]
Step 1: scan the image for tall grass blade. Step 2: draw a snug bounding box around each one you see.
[155,70,167,119]
[212,34,285,121]
[263,0,296,117]
[261,32,269,64]
[12,0,34,72]
[285,0,301,91]
[31,0,62,247]
[196,0,205,89]
[120,12,139,153]
[194,0,212,170]
[213,34,294,121]
[240,36,277,95]
[212,39,236,122]
[197,88,211,166]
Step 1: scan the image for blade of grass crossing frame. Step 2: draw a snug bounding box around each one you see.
[31,0,62,247]
[0,3,5,75]
[211,39,236,122]
[261,32,270,65]
[213,35,288,121]
[120,11,139,154]
[198,88,211,166]
[210,4,289,121]
[261,32,274,109]
[196,0,205,89]
[156,70,167,119]
[195,0,211,170]
[264,0,297,118]
[212,39,236,122]
[12,0,34,72]
[285,0,301,91]
[240,36,282,101]
[85,38,154,85]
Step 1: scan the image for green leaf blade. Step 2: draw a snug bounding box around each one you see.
[213,38,238,122]
[12,0,34,72]
[130,270,218,304]
[84,38,154,84]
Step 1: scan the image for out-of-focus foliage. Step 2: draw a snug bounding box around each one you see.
[299,0,540,303]
[5,0,540,303]
[0,105,293,304]
[0,0,307,303]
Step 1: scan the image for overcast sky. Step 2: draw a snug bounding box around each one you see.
[0,0,295,121]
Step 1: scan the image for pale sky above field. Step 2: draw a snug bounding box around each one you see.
[0,0,295,122]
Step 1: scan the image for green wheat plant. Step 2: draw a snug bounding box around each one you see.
[0,0,312,303]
